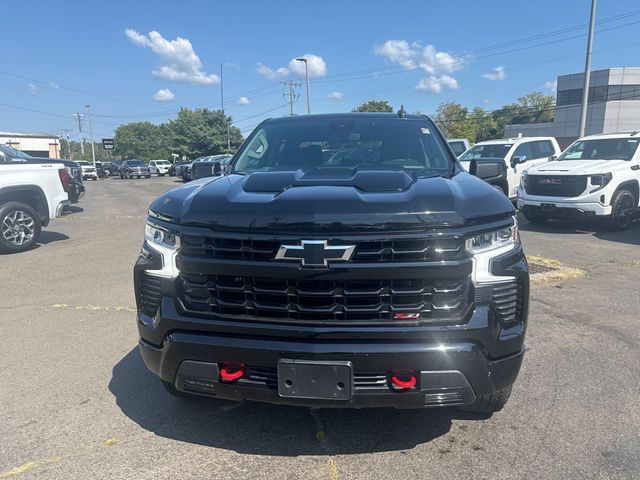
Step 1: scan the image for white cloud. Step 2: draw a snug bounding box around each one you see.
[27,83,38,95]
[375,40,464,93]
[543,80,558,93]
[125,28,219,85]
[482,66,506,81]
[374,40,463,74]
[256,63,289,80]
[238,96,250,105]
[415,75,459,93]
[153,88,175,102]
[326,91,344,100]
[374,40,417,69]
[288,54,327,79]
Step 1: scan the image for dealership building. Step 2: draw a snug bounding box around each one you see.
[0,131,61,158]
[505,67,640,148]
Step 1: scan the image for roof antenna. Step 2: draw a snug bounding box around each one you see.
[398,105,406,118]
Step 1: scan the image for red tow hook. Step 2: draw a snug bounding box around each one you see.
[390,370,417,390]
[219,363,245,382]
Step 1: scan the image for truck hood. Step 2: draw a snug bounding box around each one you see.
[529,159,628,175]
[149,169,514,233]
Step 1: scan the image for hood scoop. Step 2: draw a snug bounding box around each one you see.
[242,169,414,193]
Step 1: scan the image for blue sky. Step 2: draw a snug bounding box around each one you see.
[1,0,639,140]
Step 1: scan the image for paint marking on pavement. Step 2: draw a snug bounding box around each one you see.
[103,438,119,447]
[1,462,36,478]
[52,304,136,313]
[327,458,340,480]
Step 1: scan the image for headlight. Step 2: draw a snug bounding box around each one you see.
[467,218,519,283]
[144,222,180,277]
[588,173,612,193]
[466,223,518,254]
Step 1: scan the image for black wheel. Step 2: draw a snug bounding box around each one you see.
[146,175,151,179]
[462,385,512,415]
[608,189,636,231]
[0,202,42,254]
[159,173,165,177]
[92,177,97,181]
[523,212,548,224]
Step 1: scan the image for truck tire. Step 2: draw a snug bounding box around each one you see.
[462,385,512,415]
[0,202,43,254]
[608,189,636,231]
[523,212,548,224]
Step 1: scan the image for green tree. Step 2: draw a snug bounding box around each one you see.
[113,122,167,161]
[165,108,243,159]
[433,102,476,141]
[352,100,394,113]
[491,91,555,138]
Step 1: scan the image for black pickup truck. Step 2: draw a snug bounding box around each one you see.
[134,113,529,413]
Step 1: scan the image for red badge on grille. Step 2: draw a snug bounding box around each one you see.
[394,313,420,320]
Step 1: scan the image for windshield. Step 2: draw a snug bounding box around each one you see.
[448,141,467,156]
[558,138,640,161]
[0,144,32,159]
[460,143,512,161]
[233,118,453,176]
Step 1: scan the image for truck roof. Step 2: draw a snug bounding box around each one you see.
[263,112,430,125]
[580,131,640,141]
[473,137,556,146]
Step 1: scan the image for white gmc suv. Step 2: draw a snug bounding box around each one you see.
[518,132,640,230]
[0,161,71,252]
[460,137,561,200]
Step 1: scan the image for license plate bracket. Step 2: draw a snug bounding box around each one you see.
[277,360,353,400]
[540,203,557,212]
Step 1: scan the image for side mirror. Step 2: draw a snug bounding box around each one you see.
[213,161,222,176]
[510,155,526,168]
[549,155,558,161]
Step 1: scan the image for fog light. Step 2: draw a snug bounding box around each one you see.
[219,363,245,382]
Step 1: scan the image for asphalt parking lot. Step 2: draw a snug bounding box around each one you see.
[1,176,639,480]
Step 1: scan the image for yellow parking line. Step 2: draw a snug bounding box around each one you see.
[1,462,36,478]
[327,458,339,480]
[52,304,136,313]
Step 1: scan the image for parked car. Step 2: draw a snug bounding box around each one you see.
[135,112,529,413]
[95,162,108,178]
[148,160,172,176]
[191,155,233,180]
[447,138,471,157]
[76,161,99,181]
[518,132,640,230]
[0,159,71,253]
[459,136,561,200]
[0,144,84,203]
[119,160,151,179]
[173,161,189,178]
[102,161,122,177]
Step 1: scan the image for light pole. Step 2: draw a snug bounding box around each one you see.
[578,0,597,138]
[85,105,96,164]
[296,57,311,114]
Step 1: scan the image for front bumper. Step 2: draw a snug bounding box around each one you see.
[139,327,524,409]
[134,244,529,409]
[518,188,612,217]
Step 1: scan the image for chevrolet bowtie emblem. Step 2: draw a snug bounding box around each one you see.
[275,240,355,267]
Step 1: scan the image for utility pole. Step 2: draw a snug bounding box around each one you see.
[220,62,224,114]
[73,113,85,156]
[296,57,311,114]
[220,62,231,152]
[60,128,73,159]
[86,105,96,164]
[579,0,597,138]
[282,80,301,116]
